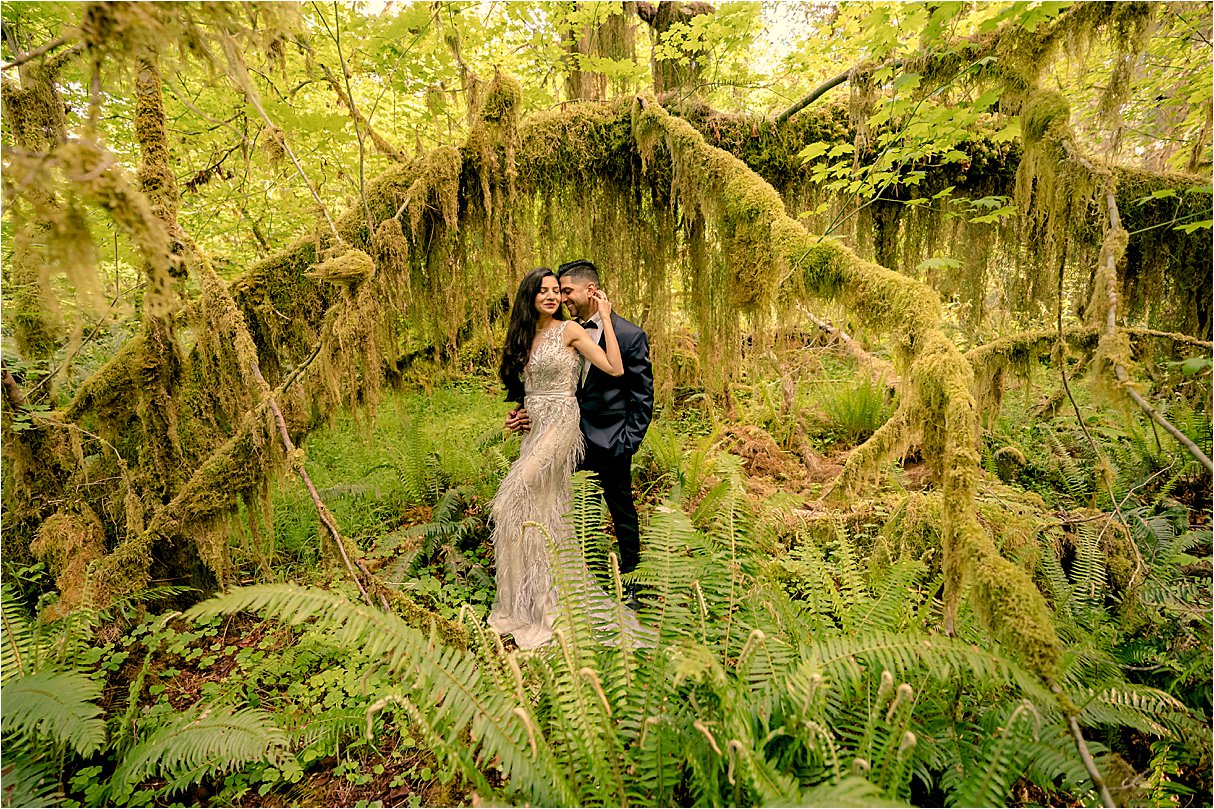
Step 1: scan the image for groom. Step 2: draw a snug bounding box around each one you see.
[505,259,654,584]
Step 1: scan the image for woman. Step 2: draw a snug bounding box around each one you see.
[488,267,624,649]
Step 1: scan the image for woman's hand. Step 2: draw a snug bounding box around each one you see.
[591,289,613,319]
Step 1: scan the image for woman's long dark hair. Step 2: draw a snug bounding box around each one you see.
[499,267,566,404]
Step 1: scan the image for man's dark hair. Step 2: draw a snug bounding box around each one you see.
[557,259,600,285]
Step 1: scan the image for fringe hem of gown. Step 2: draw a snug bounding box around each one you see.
[487,407,585,650]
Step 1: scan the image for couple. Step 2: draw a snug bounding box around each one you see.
[487,259,654,650]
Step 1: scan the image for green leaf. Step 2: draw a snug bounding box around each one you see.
[1175,220,1212,234]
[992,121,1020,142]
[1168,357,1213,376]
[916,256,962,272]
[798,142,830,162]
[969,205,1018,224]
[973,87,1002,109]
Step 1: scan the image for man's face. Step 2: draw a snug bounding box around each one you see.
[559,276,595,320]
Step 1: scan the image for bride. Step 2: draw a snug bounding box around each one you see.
[488,267,628,649]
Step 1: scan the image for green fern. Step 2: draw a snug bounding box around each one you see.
[106,707,290,802]
[186,584,579,805]
[1,584,38,682]
[1068,520,1109,615]
[799,774,903,807]
[1042,428,1094,503]
[1,669,106,757]
[1,758,60,807]
[945,701,1039,807]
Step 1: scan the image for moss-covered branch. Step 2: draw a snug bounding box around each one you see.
[632,96,1061,680]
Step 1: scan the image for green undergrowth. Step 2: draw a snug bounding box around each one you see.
[3,369,1210,807]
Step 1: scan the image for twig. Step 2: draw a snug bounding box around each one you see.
[1067,713,1118,807]
[1055,253,1131,533]
[2,34,69,70]
[316,61,405,161]
[1098,189,1213,474]
[250,363,371,605]
[218,32,341,241]
[362,8,435,132]
[314,1,374,232]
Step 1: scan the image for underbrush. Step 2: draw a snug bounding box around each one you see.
[2,369,1210,807]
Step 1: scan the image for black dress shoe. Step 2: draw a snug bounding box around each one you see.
[624,583,641,611]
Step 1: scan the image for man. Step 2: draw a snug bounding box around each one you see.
[505,259,654,595]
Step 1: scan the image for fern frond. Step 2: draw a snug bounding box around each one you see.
[1044,429,1092,503]
[1,585,37,682]
[1073,684,1199,741]
[799,774,902,807]
[186,585,577,806]
[1020,722,1094,794]
[805,631,1055,706]
[1,670,105,757]
[1068,521,1108,615]
[0,757,60,807]
[843,561,928,634]
[107,707,289,800]
[946,701,1038,807]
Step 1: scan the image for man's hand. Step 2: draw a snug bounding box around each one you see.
[504,407,532,434]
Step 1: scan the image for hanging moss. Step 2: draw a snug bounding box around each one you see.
[400,146,462,238]
[307,246,375,287]
[630,97,1061,679]
[873,488,1049,581]
[1,61,87,377]
[134,54,182,265]
[0,64,68,152]
[1111,166,1212,338]
[53,141,176,319]
[12,45,1199,679]
[30,505,106,618]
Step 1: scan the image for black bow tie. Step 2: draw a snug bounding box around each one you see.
[582,319,599,329]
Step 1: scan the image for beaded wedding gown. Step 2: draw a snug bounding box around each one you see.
[487,321,645,650]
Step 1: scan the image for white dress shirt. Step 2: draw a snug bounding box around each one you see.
[580,313,602,384]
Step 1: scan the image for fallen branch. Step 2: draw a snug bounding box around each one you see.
[250,363,372,605]
[776,65,877,126]
[1099,189,1213,474]
[802,308,895,381]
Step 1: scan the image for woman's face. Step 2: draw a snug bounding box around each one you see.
[533,275,561,318]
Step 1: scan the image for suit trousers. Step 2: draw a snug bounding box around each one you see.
[579,445,641,575]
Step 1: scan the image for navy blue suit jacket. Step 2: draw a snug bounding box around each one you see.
[578,312,654,457]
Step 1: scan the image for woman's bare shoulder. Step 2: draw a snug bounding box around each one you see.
[561,320,587,343]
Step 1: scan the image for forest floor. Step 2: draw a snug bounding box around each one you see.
[17,350,1211,808]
